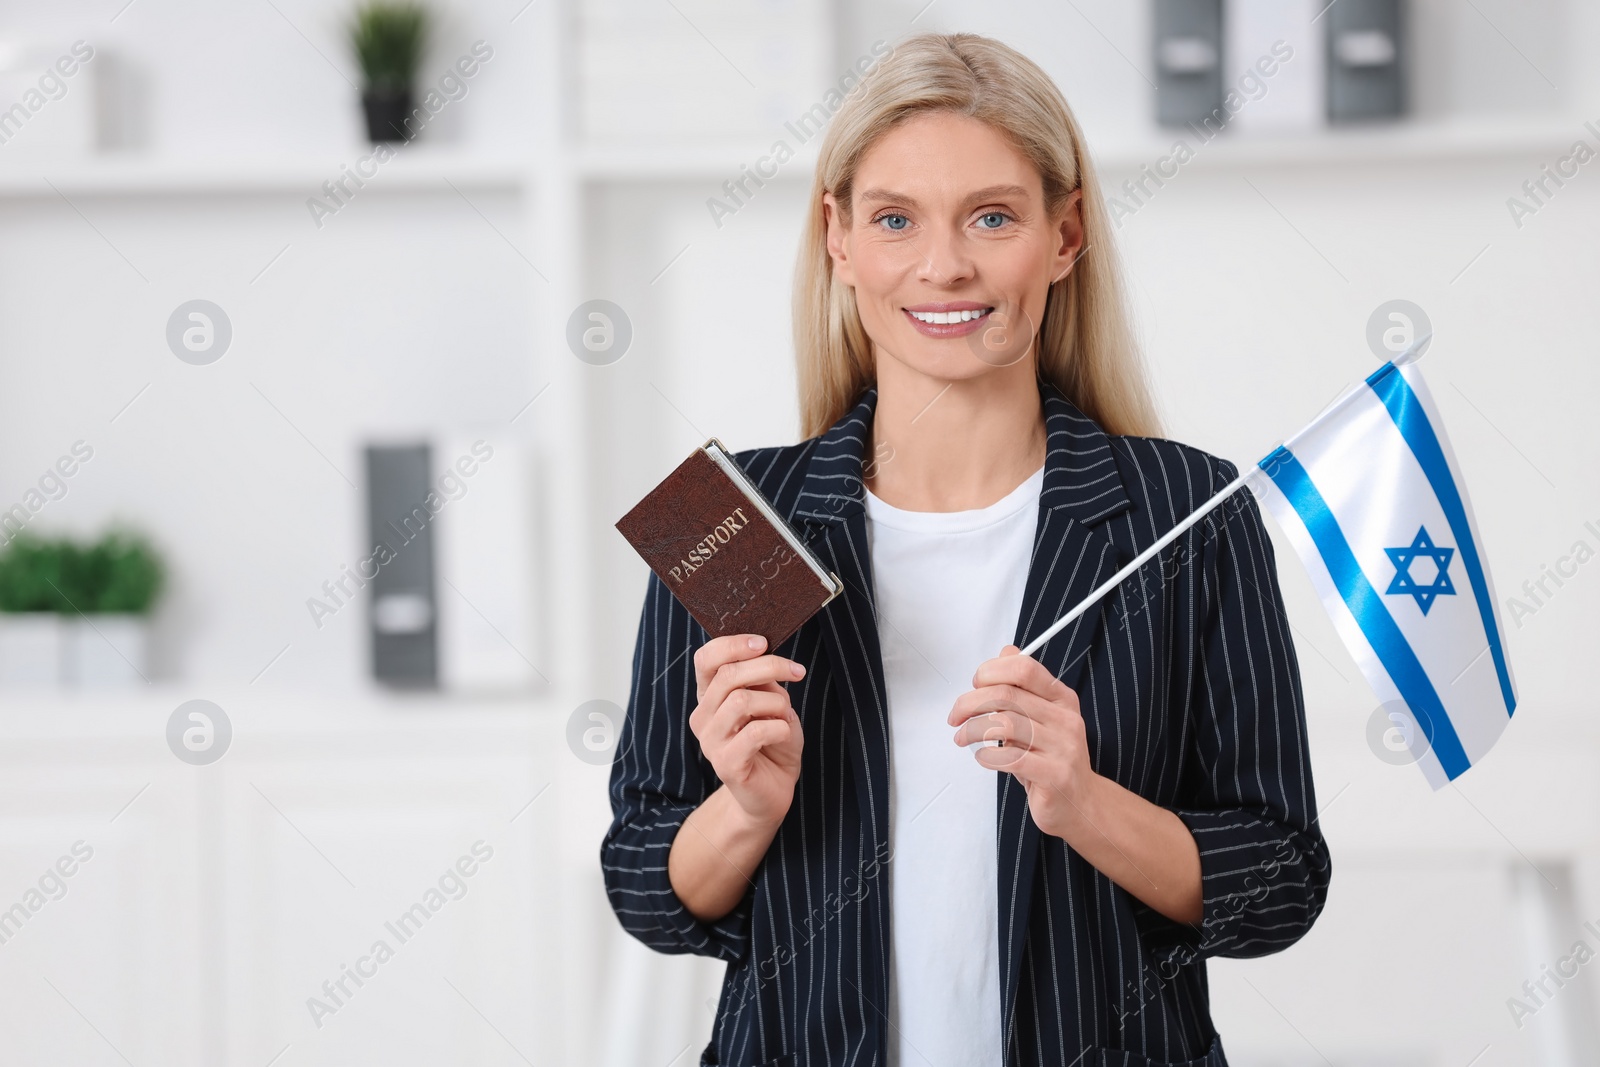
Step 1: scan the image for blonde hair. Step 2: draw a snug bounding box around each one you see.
[792,32,1162,440]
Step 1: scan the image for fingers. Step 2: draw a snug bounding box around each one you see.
[947,681,1061,731]
[694,633,771,699]
[952,707,1038,776]
[969,645,1077,708]
[721,714,798,774]
[951,707,1033,749]
[701,650,806,713]
[972,743,1044,777]
[700,687,794,749]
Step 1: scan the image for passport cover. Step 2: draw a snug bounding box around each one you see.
[615,438,843,649]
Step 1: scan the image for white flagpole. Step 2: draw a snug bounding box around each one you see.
[1016,466,1259,657]
[1017,333,1433,659]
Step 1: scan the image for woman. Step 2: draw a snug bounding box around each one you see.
[603,32,1330,1067]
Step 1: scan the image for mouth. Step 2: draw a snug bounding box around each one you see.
[902,302,995,338]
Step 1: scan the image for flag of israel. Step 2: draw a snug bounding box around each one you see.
[1252,355,1518,789]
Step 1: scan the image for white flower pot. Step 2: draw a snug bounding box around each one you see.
[0,613,66,685]
[64,615,150,687]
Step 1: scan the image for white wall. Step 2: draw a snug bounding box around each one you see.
[1,0,1598,1063]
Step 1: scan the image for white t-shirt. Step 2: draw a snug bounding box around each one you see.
[863,463,1044,1067]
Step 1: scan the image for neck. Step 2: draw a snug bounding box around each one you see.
[864,356,1046,512]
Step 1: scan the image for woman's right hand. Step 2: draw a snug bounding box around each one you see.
[690,634,806,828]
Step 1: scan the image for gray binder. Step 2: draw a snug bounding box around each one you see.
[365,444,438,686]
[1326,0,1405,121]
[1154,0,1225,128]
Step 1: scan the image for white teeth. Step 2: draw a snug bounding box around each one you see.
[908,307,992,324]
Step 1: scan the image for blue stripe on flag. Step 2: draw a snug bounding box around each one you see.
[1365,362,1516,717]
[1259,446,1472,780]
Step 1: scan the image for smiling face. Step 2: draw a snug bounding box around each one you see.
[823,110,1083,383]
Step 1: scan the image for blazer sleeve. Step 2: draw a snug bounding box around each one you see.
[599,569,753,961]
[1133,455,1333,964]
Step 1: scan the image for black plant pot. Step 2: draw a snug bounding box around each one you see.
[361,87,413,143]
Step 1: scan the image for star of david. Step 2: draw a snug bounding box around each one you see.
[1384,526,1456,615]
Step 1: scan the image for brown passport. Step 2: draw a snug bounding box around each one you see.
[615,438,844,649]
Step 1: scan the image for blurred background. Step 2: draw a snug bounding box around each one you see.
[0,0,1597,1063]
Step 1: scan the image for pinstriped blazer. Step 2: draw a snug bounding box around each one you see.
[602,378,1332,1067]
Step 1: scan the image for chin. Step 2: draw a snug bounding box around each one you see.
[883,343,1010,383]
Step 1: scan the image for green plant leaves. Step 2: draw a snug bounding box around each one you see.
[0,535,68,612]
[0,530,164,615]
[350,1,430,92]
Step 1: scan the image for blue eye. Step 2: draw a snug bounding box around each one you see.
[875,213,909,231]
[977,212,1009,229]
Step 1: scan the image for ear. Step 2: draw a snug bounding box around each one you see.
[1049,188,1085,284]
[823,191,857,288]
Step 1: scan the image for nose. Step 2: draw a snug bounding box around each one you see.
[912,222,975,288]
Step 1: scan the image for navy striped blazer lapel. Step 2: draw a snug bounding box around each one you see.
[792,378,1135,1054]
[998,384,1135,1052]
[792,389,891,869]
[792,390,896,1036]
[792,386,892,853]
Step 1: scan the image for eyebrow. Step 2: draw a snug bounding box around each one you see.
[854,183,1033,209]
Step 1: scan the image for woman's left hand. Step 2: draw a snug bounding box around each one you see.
[948,644,1099,839]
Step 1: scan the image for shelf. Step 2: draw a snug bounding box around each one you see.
[0,682,562,737]
[0,113,1580,198]
[576,113,1592,180]
[1089,113,1596,171]
[0,148,530,196]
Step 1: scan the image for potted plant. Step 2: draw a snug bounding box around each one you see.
[67,529,165,686]
[0,529,165,687]
[0,534,69,685]
[350,1,429,143]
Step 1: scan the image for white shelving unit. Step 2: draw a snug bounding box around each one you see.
[0,0,1597,1063]
[0,111,1588,200]
[0,150,528,194]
